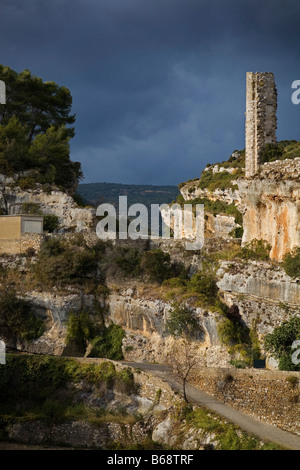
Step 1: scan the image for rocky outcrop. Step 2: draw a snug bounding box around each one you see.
[217,259,300,365]
[160,204,237,240]
[10,279,231,367]
[180,182,241,206]
[107,285,231,367]
[12,290,97,355]
[217,260,300,306]
[238,175,300,261]
[0,175,95,232]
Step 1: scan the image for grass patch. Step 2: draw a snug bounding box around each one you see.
[184,406,283,450]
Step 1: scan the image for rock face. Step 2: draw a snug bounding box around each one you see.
[108,286,230,367]
[217,260,300,362]
[238,171,300,261]
[11,290,97,356]
[217,260,300,306]
[180,181,241,206]
[160,202,237,240]
[0,176,95,232]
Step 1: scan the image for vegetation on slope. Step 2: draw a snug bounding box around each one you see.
[0,289,45,343]
[0,355,136,431]
[0,355,283,450]
[260,140,300,163]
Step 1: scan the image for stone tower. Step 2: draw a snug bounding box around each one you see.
[245,72,277,178]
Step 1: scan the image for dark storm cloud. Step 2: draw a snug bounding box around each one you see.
[1,0,300,184]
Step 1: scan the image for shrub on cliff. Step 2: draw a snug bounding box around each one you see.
[65,310,125,360]
[264,316,300,371]
[89,323,126,360]
[166,303,200,340]
[33,237,99,287]
[260,140,300,163]
[283,247,300,278]
[240,239,271,261]
[0,289,45,342]
[140,249,174,283]
[115,246,142,276]
[189,272,218,300]
[43,214,60,232]
[141,249,172,281]
[65,310,97,354]
[197,168,243,192]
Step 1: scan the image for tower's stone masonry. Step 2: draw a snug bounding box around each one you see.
[245,72,277,178]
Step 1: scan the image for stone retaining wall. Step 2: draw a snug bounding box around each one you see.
[191,367,300,435]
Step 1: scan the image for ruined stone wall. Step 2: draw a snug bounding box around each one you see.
[260,157,300,179]
[245,72,277,178]
[20,233,44,253]
[0,233,44,255]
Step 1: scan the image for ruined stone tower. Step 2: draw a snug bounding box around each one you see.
[245,72,277,178]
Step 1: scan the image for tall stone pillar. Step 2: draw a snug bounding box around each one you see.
[245,72,277,178]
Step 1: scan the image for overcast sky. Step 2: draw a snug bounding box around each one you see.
[1,0,300,185]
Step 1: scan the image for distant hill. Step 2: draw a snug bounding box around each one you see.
[76,182,180,209]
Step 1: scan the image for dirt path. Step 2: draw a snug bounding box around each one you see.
[123,361,300,450]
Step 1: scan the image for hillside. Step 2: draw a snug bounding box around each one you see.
[76,182,180,209]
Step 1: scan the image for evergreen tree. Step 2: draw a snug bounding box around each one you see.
[0,65,82,192]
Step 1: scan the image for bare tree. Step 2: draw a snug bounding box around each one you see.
[169,339,198,403]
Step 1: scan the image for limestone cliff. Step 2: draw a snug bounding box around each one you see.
[0,174,95,232]
[238,159,300,261]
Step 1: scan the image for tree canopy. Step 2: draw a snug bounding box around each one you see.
[0,65,82,193]
[0,65,75,141]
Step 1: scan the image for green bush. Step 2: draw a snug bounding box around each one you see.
[283,247,300,278]
[189,272,218,299]
[140,249,173,283]
[41,398,67,425]
[162,263,224,311]
[216,310,263,366]
[65,311,126,360]
[197,168,243,192]
[230,226,243,238]
[0,289,45,342]
[166,303,200,340]
[65,310,97,354]
[240,239,271,261]
[89,323,126,360]
[21,202,42,214]
[217,317,250,348]
[260,140,300,164]
[33,237,99,287]
[264,316,300,371]
[43,214,60,232]
[115,247,142,276]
